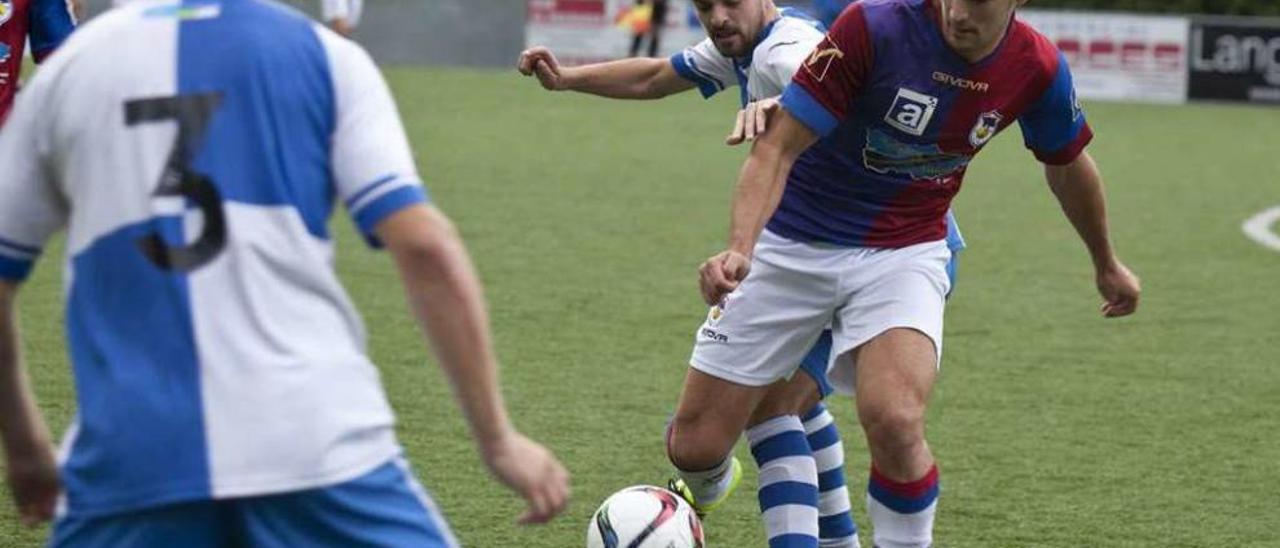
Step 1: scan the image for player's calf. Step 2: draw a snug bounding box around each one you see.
[747,415,819,548]
[793,334,861,548]
[665,417,743,515]
[850,328,940,548]
[802,404,860,548]
[665,423,743,520]
[665,369,764,516]
[858,407,936,548]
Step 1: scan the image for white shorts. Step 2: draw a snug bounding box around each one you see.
[689,229,951,395]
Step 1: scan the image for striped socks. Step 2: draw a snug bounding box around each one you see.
[748,415,820,548]
[866,464,939,548]
[802,404,860,548]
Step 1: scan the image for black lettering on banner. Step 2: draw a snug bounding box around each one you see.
[124,93,227,272]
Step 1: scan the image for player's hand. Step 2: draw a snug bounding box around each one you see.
[5,444,60,527]
[699,250,751,305]
[480,431,570,525]
[726,98,781,146]
[517,46,566,91]
[1096,260,1140,318]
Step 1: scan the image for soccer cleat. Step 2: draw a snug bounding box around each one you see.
[667,456,743,518]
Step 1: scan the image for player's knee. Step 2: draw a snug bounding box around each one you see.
[793,388,822,416]
[859,404,926,454]
[751,377,821,425]
[666,415,732,471]
[749,396,802,426]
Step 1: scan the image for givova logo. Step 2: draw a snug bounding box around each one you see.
[884,88,938,136]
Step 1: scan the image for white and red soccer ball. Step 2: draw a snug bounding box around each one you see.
[586,485,705,548]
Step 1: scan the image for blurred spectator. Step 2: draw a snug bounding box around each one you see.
[629,0,668,57]
[321,0,362,37]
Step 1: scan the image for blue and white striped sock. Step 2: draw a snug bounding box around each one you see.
[748,415,819,548]
[803,404,860,548]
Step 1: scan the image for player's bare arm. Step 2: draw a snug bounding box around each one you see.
[1043,151,1141,318]
[699,107,817,305]
[517,46,694,99]
[375,204,571,524]
[0,281,58,527]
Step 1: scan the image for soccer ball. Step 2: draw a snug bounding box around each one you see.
[586,485,705,548]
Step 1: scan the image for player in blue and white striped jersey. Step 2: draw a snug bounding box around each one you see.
[0,0,568,545]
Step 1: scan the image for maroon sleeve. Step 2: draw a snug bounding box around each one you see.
[790,4,875,123]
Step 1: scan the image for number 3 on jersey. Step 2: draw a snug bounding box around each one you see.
[124,93,227,272]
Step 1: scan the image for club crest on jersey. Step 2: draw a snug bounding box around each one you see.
[0,43,9,64]
[968,111,1002,148]
[0,0,12,26]
[707,304,724,326]
[884,88,938,137]
[803,40,844,82]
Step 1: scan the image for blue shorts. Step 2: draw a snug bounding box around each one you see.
[50,458,458,548]
[798,251,959,398]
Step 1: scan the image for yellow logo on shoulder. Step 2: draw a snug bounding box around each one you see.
[804,42,845,82]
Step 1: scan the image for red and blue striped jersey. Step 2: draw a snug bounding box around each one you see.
[0,0,75,124]
[775,0,1091,248]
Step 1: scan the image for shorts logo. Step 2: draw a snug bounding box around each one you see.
[804,40,844,82]
[0,0,12,26]
[700,328,729,343]
[884,88,938,136]
[1071,87,1084,121]
[707,304,723,326]
[968,110,1002,148]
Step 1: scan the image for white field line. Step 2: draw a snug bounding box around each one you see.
[1242,206,1280,252]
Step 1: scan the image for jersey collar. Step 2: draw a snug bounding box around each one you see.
[735,8,784,68]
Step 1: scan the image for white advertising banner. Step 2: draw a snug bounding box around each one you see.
[1018,10,1191,104]
[526,0,708,65]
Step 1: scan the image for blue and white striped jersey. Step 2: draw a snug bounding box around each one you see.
[671,7,826,107]
[0,0,423,518]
